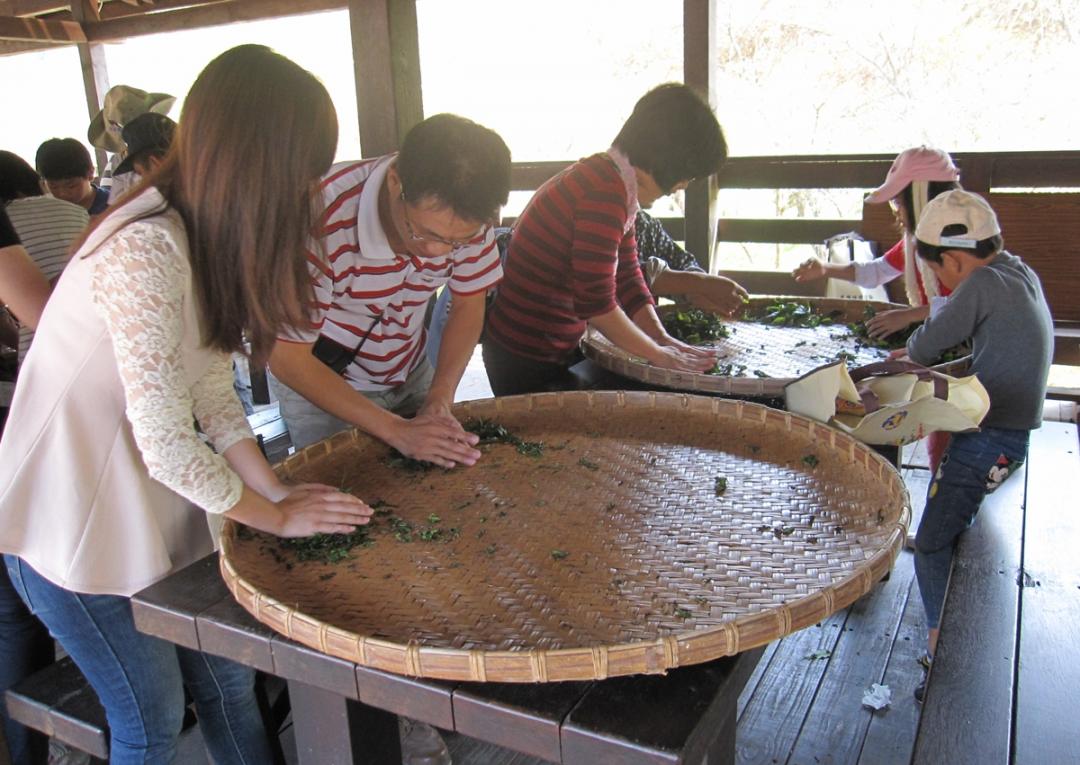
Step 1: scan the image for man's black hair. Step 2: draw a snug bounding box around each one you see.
[35,138,93,181]
[612,83,727,191]
[916,224,1004,263]
[0,151,43,202]
[397,114,511,224]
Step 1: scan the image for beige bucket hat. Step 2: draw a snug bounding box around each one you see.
[88,85,175,154]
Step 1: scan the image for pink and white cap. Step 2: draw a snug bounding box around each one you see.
[865,146,960,204]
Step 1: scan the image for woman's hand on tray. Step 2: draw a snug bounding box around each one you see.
[649,335,719,373]
[273,483,374,537]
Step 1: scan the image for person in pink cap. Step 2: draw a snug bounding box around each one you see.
[793,146,961,338]
[793,147,962,477]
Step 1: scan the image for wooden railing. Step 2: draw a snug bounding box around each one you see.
[510,150,1080,322]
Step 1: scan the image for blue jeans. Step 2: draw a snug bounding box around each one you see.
[0,565,53,764]
[914,427,1029,629]
[4,556,274,765]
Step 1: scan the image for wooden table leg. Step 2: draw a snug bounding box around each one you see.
[701,697,736,765]
[288,680,402,765]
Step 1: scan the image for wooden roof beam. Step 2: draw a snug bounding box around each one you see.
[95,0,228,22]
[83,0,344,41]
[0,0,71,18]
[0,15,85,43]
[0,38,56,53]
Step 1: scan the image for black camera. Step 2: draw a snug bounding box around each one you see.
[311,335,357,375]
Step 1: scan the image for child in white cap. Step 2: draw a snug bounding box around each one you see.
[793,146,961,338]
[904,189,1052,702]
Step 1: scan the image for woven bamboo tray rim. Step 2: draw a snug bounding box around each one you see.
[582,296,969,395]
[220,391,909,683]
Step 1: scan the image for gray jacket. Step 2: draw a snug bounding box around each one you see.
[907,251,1053,431]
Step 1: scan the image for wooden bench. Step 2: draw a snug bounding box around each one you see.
[4,655,109,762]
[911,420,1080,764]
[5,650,286,764]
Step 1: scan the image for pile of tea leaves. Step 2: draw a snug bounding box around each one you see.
[665,308,731,344]
[754,301,840,329]
[279,525,376,564]
[464,418,544,457]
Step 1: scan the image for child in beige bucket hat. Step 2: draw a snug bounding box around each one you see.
[87,85,175,154]
[87,85,175,204]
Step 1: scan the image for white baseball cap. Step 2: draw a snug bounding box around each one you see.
[915,189,1001,249]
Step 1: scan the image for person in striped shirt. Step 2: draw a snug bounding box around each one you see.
[270,114,511,469]
[483,83,728,395]
[0,150,88,362]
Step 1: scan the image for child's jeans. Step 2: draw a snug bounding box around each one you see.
[914,426,1029,629]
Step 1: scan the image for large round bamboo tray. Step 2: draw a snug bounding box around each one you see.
[582,296,967,397]
[221,391,909,683]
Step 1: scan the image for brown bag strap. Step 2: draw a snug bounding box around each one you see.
[848,361,949,414]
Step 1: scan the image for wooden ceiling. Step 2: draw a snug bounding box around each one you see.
[0,0,346,55]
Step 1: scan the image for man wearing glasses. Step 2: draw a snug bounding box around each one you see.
[269,113,510,470]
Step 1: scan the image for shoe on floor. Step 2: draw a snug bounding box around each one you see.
[48,740,91,765]
[914,651,932,703]
[399,717,452,765]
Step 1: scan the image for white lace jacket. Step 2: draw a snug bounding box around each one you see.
[0,189,253,596]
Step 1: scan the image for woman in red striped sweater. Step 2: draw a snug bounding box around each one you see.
[483,84,729,395]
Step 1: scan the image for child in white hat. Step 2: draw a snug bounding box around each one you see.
[905,189,1053,702]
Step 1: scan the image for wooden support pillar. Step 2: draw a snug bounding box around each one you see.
[683,0,718,270]
[71,1,110,174]
[347,0,423,158]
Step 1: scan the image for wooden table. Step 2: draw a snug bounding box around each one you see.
[131,553,764,765]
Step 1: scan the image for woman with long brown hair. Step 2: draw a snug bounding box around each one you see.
[0,45,371,764]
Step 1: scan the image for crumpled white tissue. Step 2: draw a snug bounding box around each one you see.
[861,683,892,710]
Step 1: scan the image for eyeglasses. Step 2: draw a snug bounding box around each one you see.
[399,192,488,250]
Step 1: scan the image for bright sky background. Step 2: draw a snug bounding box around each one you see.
[1,0,1077,268]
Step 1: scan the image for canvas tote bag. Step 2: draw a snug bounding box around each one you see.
[784,360,989,446]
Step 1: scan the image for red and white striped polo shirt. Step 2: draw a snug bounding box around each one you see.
[283,156,502,391]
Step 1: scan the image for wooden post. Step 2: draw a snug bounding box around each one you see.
[347,0,423,158]
[683,0,718,270]
[70,1,109,174]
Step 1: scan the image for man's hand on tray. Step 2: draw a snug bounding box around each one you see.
[682,273,750,317]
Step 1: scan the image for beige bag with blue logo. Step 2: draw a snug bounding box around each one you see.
[784,360,989,446]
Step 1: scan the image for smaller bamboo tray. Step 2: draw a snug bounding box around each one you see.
[221,391,909,683]
[582,296,967,397]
